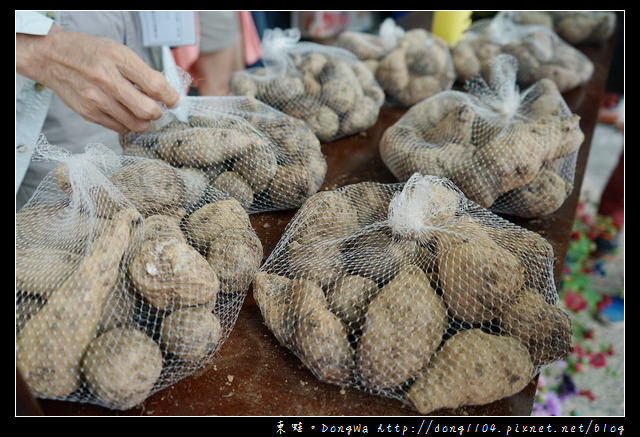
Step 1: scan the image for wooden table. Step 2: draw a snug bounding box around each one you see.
[21,33,617,417]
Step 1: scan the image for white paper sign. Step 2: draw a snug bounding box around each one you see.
[138,11,196,47]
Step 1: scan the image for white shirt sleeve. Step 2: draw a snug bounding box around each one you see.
[15,10,54,35]
[15,11,55,199]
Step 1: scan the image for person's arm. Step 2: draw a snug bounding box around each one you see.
[16,23,180,134]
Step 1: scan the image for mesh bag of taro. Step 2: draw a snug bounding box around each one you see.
[253,173,572,414]
[335,18,456,107]
[380,54,584,218]
[16,138,262,410]
[230,28,385,142]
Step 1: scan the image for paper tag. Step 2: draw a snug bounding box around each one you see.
[139,11,196,47]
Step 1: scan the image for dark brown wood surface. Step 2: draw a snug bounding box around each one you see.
[23,33,616,417]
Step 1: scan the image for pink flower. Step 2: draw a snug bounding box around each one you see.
[583,330,594,339]
[565,292,587,312]
[572,345,586,359]
[589,353,607,369]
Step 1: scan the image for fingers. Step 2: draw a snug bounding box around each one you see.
[25,27,181,134]
[117,49,180,108]
[112,79,164,122]
[102,99,151,134]
[90,112,131,135]
[86,45,176,132]
[78,90,150,134]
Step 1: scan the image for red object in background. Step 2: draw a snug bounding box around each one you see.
[298,11,349,39]
[579,389,596,401]
[564,292,588,312]
[598,93,624,131]
[602,93,620,109]
[238,11,261,66]
[597,295,613,312]
[589,353,607,369]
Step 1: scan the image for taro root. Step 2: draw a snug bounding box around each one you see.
[138,214,186,244]
[211,171,254,210]
[406,329,533,414]
[16,208,140,398]
[183,198,251,254]
[267,164,318,210]
[356,265,448,390]
[287,240,346,288]
[326,274,379,326]
[288,190,360,246]
[497,168,572,218]
[160,306,223,361]
[232,141,278,193]
[292,279,354,383]
[81,327,163,410]
[128,238,220,309]
[156,127,266,168]
[206,227,263,294]
[437,217,525,324]
[500,288,572,367]
[15,247,81,297]
[253,272,295,344]
[54,159,185,218]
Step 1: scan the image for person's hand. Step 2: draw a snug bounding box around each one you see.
[16,24,180,134]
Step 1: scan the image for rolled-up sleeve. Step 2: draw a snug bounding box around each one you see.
[15,10,54,35]
[15,11,55,197]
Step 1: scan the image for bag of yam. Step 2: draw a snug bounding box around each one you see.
[380,54,584,218]
[230,28,385,142]
[120,95,327,213]
[253,174,571,414]
[16,139,262,410]
[511,11,617,46]
[451,11,594,92]
[335,18,456,107]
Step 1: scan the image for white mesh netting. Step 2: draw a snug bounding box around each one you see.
[511,11,617,46]
[334,18,456,107]
[379,54,584,218]
[229,28,385,142]
[15,138,262,410]
[253,174,572,414]
[451,11,594,92]
[119,95,327,214]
